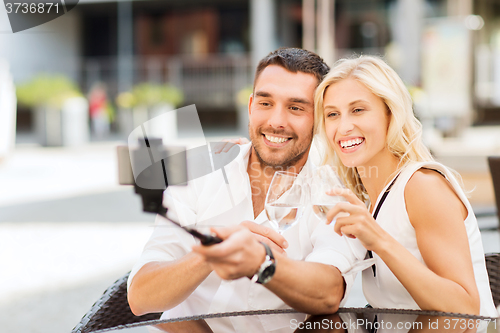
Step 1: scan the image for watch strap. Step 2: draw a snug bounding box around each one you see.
[261,242,274,260]
[251,242,276,284]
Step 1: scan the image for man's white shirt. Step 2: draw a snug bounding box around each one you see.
[128,143,357,332]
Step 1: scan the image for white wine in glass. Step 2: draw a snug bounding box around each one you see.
[265,171,304,234]
[310,165,376,276]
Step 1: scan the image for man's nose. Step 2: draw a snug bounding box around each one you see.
[267,105,288,129]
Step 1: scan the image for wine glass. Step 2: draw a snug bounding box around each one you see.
[265,171,304,234]
[310,165,376,276]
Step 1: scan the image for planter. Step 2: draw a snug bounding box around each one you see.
[62,97,90,146]
[121,103,177,144]
[117,107,134,139]
[146,103,177,144]
[34,97,89,147]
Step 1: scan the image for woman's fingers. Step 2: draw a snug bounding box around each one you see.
[332,214,352,236]
[325,201,361,224]
[212,141,235,154]
[212,138,249,154]
[326,188,364,206]
[227,137,249,145]
[336,219,359,238]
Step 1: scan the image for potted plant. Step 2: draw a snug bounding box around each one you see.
[16,74,89,146]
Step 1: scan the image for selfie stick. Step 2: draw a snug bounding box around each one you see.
[122,135,222,246]
[135,186,222,246]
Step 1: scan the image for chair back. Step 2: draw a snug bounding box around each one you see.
[485,253,500,308]
[72,272,161,333]
[488,156,500,223]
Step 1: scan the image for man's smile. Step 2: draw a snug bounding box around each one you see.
[263,133,292,147]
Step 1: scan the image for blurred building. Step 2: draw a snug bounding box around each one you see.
[2,0,499,139]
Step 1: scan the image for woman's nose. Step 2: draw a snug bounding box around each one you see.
[338,115,354,135]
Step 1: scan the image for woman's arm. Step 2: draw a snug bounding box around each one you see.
[327,170,480,314]
[395,169,480,314]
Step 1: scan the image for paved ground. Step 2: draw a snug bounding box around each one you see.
[1,129,499,333]
[0,143,156,333]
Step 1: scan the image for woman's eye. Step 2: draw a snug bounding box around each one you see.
[326,112,339,118]
[353,108,363,113]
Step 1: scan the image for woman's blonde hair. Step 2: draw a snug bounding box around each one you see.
[314,55,433,200]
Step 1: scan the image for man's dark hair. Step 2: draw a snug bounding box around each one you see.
[253,48,330,89]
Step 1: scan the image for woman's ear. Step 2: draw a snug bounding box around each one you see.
[385,105,392,131]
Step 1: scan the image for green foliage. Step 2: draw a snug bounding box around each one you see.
[237,86,252,106]
[116,83,184,109]
[16,74,82,108]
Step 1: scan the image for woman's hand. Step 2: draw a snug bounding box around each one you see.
[325,188,388,252]
[212,138,249,154]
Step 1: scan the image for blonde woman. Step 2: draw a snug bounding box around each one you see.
[314,55,496,316]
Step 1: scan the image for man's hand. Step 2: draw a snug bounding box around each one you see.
[192,225,267,280]
[192,222,286,281]
[239,221,288,255]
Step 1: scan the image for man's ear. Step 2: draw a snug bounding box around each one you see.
[248,93,253,117]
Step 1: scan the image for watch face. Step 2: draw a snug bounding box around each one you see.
[260,264,276,284]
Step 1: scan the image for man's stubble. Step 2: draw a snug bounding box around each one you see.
[248,124,313,171]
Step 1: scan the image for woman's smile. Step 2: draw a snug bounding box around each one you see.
[338,136,365,153]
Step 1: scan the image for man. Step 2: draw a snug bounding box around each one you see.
[127,48,355,332]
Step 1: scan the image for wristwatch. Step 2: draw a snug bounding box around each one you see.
[251,242,276,284]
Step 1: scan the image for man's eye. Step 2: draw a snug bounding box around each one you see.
[260,102,271,107]
[290,106,302,111]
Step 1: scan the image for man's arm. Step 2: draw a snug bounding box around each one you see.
[266,252,345,314]
[127,182,210,316]
[265,255,345,314]
[128,252,212,316]
[192,226,346,314]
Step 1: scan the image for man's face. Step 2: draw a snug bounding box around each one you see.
[248,65,317,168]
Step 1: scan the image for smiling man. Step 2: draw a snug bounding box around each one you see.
[249,65,315,169]
[127,48,356,333]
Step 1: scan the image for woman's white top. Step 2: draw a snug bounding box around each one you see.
[362,161,497,317]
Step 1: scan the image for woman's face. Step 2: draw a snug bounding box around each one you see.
[322,78,392,169]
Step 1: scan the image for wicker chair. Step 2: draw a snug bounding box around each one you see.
[485,253,500,308]
[488,156,500,224]
[71,272,161,333]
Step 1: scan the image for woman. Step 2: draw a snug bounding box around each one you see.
[314,55,496,316]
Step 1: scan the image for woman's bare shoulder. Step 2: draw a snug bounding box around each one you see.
[404,168,467,228]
